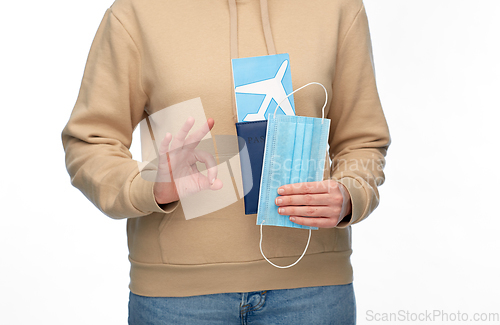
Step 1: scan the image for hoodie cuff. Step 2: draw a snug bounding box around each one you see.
[130,173,179,215]
[335,177,367,228]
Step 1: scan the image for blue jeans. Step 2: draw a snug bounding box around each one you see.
[128,284,356,324]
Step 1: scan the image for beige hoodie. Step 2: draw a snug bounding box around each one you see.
[62,0,390,297]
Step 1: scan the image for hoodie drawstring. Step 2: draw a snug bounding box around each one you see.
[228,0,277,122]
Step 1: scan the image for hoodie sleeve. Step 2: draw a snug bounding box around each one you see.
[328,3,391,228]
[61,8,178,219]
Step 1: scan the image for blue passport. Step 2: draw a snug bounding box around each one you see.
[235,120,267,215]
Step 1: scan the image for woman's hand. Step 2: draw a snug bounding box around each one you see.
[275,180,352,228]
[153,117,223,205]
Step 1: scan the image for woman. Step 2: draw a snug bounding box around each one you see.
[62,0,390,323]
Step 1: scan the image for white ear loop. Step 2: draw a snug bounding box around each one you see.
[273,82,328,123]
[260,220,312,269]
[260,82,328,269]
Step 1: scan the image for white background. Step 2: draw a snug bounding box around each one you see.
[1,0,499,324]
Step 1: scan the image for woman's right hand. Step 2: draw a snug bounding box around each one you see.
[153,117,223,205]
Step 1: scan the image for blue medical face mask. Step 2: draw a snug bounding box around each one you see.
[257,115,330,229]
[257,82,330,268]
[257,82,330,229]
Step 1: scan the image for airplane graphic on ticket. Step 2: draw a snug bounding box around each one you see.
[232,54,295,122]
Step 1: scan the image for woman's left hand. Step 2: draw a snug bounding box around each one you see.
[275,180,352,228]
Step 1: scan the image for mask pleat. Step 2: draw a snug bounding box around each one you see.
[290,117,305,185]
[317,121,330,181]
[300,118,314,183]
[270,116,297,227]
[309,119,329,182]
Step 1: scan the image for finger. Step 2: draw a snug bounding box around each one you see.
[289,216,339,228]
[158,133,172,169]
[159,133,172,157]
[157,133,172,181]
[196,174,223,191]
[277,181,335,196]
[170,117,195,151]
[275,193,336,207]
[193,149,218,186]
[183,118,215,150]
[211,178,223,190]
[195,172,211,191]
[277,205,338,218]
